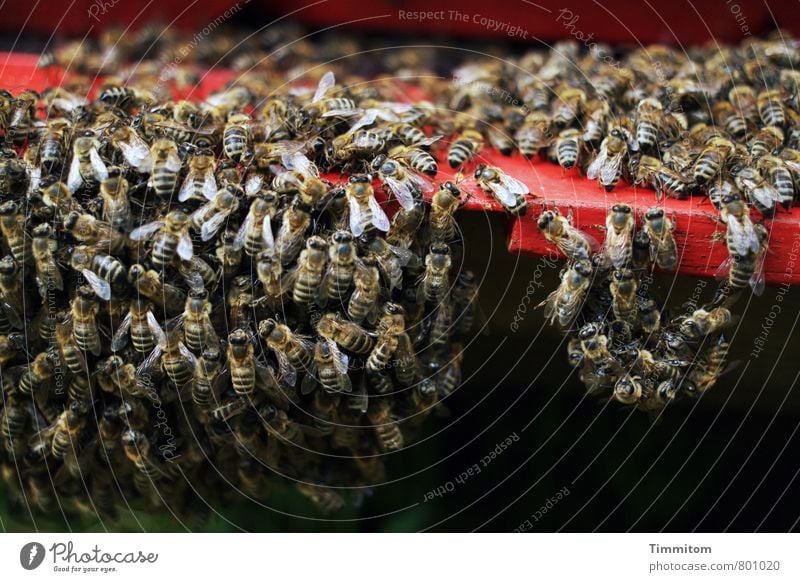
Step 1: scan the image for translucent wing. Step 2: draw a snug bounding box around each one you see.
[67,153,82,193]
[178,173,195,202]
[600,152,624,185]
[165,151,182,172]
[714,255,734,281]
[368,195,390,232]
[137,344,162,377]
[129,220,164,241]
[727,218,759,255]
[486,180,518,206]
[586,147,608,180]
[344,109,377,132]
[233,213,252,251]
[348,197,365,237]
[202,167,217,201]
[275,350,297,387]
[313,71,335,103]
[201,212,227,242]
[406,169,435,193]
[334,350,349,376]
[89,147,109,182]
[262,215,274,250]
[388,243,415,266]
[321,107,361,118]
[146,310,166,344]
[417,135,441,147]
[245,174,264,196]
[497,171,529,195]
[281,152,318,178]
[750,251,767,296]
[120,136,153,172]
[178,342,198,368]
[382,175,416,210]
[177,232,194,260]
[110,312,132,352]
[82,269,111,301]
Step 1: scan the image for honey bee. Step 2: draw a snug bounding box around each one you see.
[756,155,795,209]
[680,307,733,339]
[68,285,102,356]
[587,126,634,191]
[17,351,55,396]
[275,199,312,265]
[36,118,71,174]
[30,400,88,460]
[319,230,356,304]
[216,230,244,281]
[120,429,163,479]
[178,148,217,202]
[693,137,734,186]
[63,211,122,248]
[69,244,127,301]
[278,151,328,207]
[108,125,153,173]
[192,348,224,410]
[300,340,352,395]
[714,223,768,303]
[139,317,196,388]
[299,71,359,125]
[757,88,785,128]
[111,297,157,355]
[296,482,344,515]
[6,89,39,145]
[225,329,257,398]
[536,207,595,261]
[748,126,784,158]
[448,128,484,168]
[223,112,251,162]
[0,200,32,266]
[551,128,583,170]
[98,172,132,231]
[31,224,63,297]
[127,264,186,315]
[148,138,182,199]
[190,183,242,242]
[67,133,109,193]
[719,193,761,257]
[473,164,529,215]
[609,269,638,324]
[367,303,405,373]
[641,207,678,270]
[180,289,218,354]
[130,210,194,270]
[515,112,551,159]
[372,154,434,210]
[418,243,452,304]
[234,194,277,257]
[258,319,314,388]
[252,251,286,311]
[346,174,389,236]
[429,181,462,244]
[630,155,689,200]
[603,203,635,268]
[317,312,375,356]
[686,334,730,394]
[367,398,404,451]
[346,256,380,325]
[538,259,592,327]
[54,318,88,375]
[712,100,748,139]
[552,87,585,128]
[582,99,610,147]
[386,142,439,177]
[285,236,327,306]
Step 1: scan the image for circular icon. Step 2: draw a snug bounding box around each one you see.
[20,542,46,570]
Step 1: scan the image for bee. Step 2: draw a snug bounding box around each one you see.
[320,230,356,304]
[552,87,585,128]
[693,137,734,186]
[587,127,633,191]
[642,207,678,270]
[275,199,312,265]
[252,251,286,311]
[108,125,152,173]
[347,256,381,325]
[190,183,242,242]
[258,319,314,388]
[367,303,405,373]
[69,244,127,301]
[577,322,619,392]
[120,429,162,479]
[111,297,157,355]
[278,151,328,207]
[633,97,667,151]
[538,259,593,327]
[36,118,71,174]
[612,374,645,406]
[418,243,452,304]
[552,128,583,170]
[714,223,768,303]
[757,88,785,128]
[346,174,389,236]
[609,269,638,324]
[6,89,39,145]
[686,334,730,394]
[127,264,186,315]
[361,235,413,291]
[180,289,219,354]
[515,112,551,159]
[139,317,196,388]
[31,224,63,297]
[719,193,761,257]
[17,351,55,396]
[148,138,182,199]
[223,112,251,162]
[630,155,689,200]
[582,99,610,147]
[192,348,224,410]
[385,121,432,148]
[536,207,595,261]
[329,129,386,167]
[31,401,88,460]
[233,193,277,257]
[67,133,109,193]
[296,483,344,515]
[603,203,635,269]
[631,229,651,269]
[317,312,375,356]
[216,230,244,281]
[98,172,132,231]
[68,285,102,356]
[680,307,733,339]
[756,155,795,209]
[300,71,359,125]
[748,126,784,158]
[226,329,257,398]
[371,154,434,210]
[473,164,529,215]
[130,210,194,271]
[95,355,142,396]
[285,236,327,306]
[367,398,404,451]
[386,200,425,252]
[429,181,462,244]
[448,129,484,168]
[712,100,748,139]
[54,318,88,375]
[0,200,32,266]
[62,211,122,248]
[638,297,661,335]
[386,143,439,177]
[178,148,217,202]
[300,340,352,395]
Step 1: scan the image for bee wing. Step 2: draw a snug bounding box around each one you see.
[406,168,435,193]
[586,147,608,180]
[335,350,350,377]
[0,301,23,329]
[178,171,196,202]
[382,175,416,210]
[565,223,601,255]
[202,167,217,201]
[233,212,252,251]
[67,152,82,192]
[600,152,624,185]
[348,197,365,237]
[727,218,760,255]
[137,343,163,377]
[179,341,198,368]
[166,151,182,172]
[262,214,275,251]
[714,255,734,281]
[313,71,335,103]
[177,232,194,261]
[181,269,205,294]
[388,243,415,266]
[417,135,441,147]
[120,137,153,172]
[368,195,391,232]
[110,313,132,352]
[129,220,164,241]
[146,310,167,344]
[200,212,228,242]
[344,109,377,132]
[245,174,264,196]
[322,107,361,119]
[497,172,529,196]
[81,269,111,301]
[89,147,109,181]
[750,251,767,296]
[485,179,518,206]
[281,151,318,178]
[275,350,298,387]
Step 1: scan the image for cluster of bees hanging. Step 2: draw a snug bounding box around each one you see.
[0,46,489,521]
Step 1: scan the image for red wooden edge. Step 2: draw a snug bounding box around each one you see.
[3,52,799,286]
